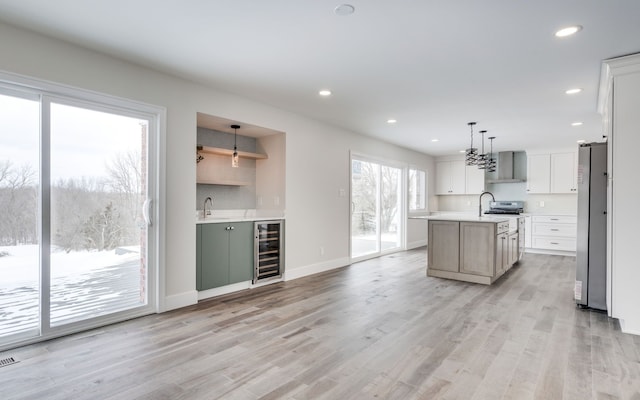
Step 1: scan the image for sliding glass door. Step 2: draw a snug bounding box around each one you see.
[0,90,40,340]
[0,82,159,349]
[48,101,150,327]
[351,155,403,260]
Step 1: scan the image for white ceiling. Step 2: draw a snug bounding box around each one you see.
[1,0,639,156]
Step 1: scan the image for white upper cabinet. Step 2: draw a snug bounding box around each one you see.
[436,160,466,194]
[436,159,484,195]
[550,152,578,193]
[526,150,577,194]
[465,165,485,194]
[526,153,551,193]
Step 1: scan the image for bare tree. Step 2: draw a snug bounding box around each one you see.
[0,160,37,245]
[352,161,399,235]
[106,150,142,244]
[83,202,123,251]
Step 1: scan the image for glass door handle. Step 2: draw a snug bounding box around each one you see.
[143,198,153,226]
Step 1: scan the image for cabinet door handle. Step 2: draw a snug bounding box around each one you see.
[550,228,559,231]
[550,242,559,245]
[230,226,235,230]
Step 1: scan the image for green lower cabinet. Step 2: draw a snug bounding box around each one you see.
[197,222,254,291]
[228,222,254,284]
[196,225,202,290]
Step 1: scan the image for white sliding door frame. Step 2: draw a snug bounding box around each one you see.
[0,71,166,351]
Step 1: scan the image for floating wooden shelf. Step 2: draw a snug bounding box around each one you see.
[197,145,267,160]
[196,178,251,186]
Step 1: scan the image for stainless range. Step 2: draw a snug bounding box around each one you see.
[484,201,524,215]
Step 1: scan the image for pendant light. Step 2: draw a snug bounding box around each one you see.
[231,124,240,168]
[465,122,478,166]
[487,136,497,172]
[196,145,204,163]
[477,130,488,169]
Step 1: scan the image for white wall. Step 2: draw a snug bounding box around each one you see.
[0,22,434,310]
[256,133,286,212]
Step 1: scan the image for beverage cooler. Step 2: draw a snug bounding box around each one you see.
[254,220,284,283]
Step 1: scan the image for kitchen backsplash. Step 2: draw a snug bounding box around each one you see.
[437,193,578,215]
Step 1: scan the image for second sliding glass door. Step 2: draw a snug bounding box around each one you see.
[351,156,403,260]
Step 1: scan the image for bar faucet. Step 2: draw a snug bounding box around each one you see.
[203,196,213,219]
[478,191,495,217]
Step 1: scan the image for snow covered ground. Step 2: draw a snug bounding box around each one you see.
[0,244,144,338]
[1,244,139,287]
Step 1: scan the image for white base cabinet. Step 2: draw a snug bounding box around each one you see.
[528,215,577,253]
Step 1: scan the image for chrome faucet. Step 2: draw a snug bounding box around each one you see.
[478,191,495,217]
[203,196,213,218]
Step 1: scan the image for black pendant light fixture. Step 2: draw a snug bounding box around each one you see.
[487,136,497,172]
[231,124,240,168]
[465,122,478,166]
[465,122,497,170]
[477,130,488,169]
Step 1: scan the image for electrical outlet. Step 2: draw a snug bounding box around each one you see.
[339,189,346,197]
[466,201,471,206]
[539,201,545,207]
[274,196,280,206]
[320,246,325,256]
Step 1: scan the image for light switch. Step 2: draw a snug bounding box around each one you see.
[539,201,545,207]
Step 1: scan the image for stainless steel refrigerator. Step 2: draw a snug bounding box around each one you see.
[575,142,607,310]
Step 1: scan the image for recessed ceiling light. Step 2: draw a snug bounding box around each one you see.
[571,122,583,126]
[318,89,332,96]
[459,150,466,153]
[555,25,582,37]
[334,4,355,16]
[577,139,586,144]
[431,139,439,142]
[387,119,397,124]
[565,88,583,95]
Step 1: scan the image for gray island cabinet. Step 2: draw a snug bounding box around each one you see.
[427,216,519,285]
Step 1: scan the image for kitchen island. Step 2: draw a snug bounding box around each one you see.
[415,215,523,284]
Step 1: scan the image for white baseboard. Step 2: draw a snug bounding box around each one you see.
[161,290,198,312]
[284,257,351,281]
[407,239,427,250]
[525,248,576,257]
[619,318,640,336]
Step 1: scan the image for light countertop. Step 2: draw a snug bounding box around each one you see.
[410,215,511,223]
[197,215,284,224]
[196,209,284,224]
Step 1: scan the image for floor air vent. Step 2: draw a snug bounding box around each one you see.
[0,357,18,368]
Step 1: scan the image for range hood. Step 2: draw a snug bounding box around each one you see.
[486,151,526,183]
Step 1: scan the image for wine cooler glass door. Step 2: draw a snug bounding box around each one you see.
[254,221,283,283]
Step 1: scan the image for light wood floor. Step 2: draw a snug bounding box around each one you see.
[2,250,640,400]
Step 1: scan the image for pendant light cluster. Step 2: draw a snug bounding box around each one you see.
[231,124,240,168]
[465,122,496,172]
